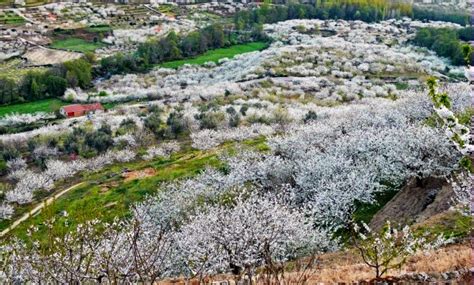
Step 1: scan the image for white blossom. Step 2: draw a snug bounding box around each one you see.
[142,141,180,160]
[0,203,14,220]
[6,158,26,172]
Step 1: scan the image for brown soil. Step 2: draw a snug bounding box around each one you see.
[122,167,157,182]
[100,181,119,193]
[370,177,453,231]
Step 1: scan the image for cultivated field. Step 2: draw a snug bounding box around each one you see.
[159,41,268,69]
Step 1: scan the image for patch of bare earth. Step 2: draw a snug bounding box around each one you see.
[122,167,157,182]
[100,181,119,193]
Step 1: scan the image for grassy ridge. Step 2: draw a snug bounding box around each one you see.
[159,41,268,69]
[0,99,65,117]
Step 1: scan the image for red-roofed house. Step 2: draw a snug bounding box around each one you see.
[60,103,104,118]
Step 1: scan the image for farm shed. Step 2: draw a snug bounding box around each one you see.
[61,103,104,118]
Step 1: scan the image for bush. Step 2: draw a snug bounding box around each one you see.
[229,114,241,128]
[166,111,187,138]
[63,58,93,88]
[98,91,108,97]
[226,106,237,116]
[240,104,249,116]
[0,143,19,161]
[198,111,226,130]
[85,126,113,153]
[272,107,291,125]
[247,114,271,125]
[304,111,318,123]
[458,27,474,41]
[0,159,7,175]
[63,125,113,155]
[145,111,164,137]
[0,77,18,105]
[64,134,80,154]
[117,118,137,135]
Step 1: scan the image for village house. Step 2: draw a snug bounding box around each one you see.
[60,103,104,118]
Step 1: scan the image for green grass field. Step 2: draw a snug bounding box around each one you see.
[86,25,112,33]
[0,59,47,82]
[0,99,65,117]
[9,149,220,241]
[24,0,49,7]
[157,4,179,16]
[5,137,269,243]
[0,12,25,25]
[159,41,268,69]
[50,38,106,53]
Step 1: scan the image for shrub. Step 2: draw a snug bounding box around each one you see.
[117,118,138,135]
[98,91,108,97]
[63,58,93,88]
[352,221,448,279]
[240,104,249,116]
[85,130,113,153]
[0,143,19,161]
[198,111,226,130]
[303,111,318,123]
[166,111,187,138]
[229,114,241,128]
[0,159,6,175]
[145,111,165,137]
[271,107,291,125]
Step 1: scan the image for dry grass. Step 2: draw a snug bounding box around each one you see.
[403,243,471,274]
[157,243,471,285]
[305,243,470,283]
[22,47,82,66]
[308,250,372,283]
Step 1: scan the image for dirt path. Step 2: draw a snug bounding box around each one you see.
[0,182,85,238]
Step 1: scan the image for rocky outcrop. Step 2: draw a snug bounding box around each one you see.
[369,177,454,231]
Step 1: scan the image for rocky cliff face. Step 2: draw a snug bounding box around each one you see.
[369,177,454,231]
